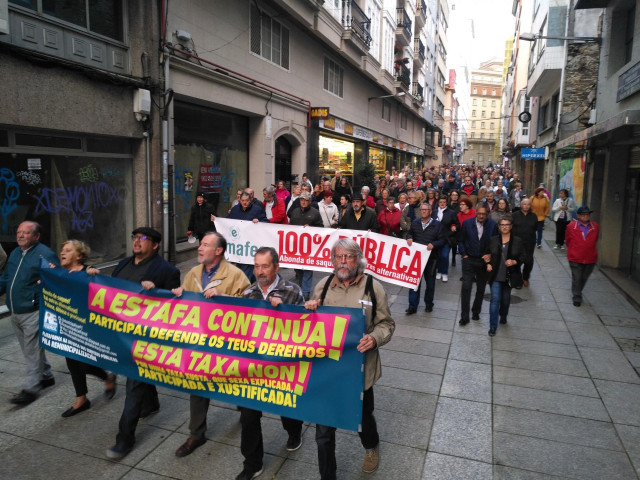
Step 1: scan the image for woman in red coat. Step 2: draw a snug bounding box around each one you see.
[378,197,402,236]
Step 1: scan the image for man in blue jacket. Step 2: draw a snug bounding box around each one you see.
[0,221,59,405]
[405,203,446,314]
[457,205,498,325]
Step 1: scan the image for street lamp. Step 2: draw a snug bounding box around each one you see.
[519,32,601,43]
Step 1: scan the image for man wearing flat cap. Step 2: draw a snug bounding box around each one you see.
[565,206,599,307]
[338,193,379,232]
[106,227,181,460]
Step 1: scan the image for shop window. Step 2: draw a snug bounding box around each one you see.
[324,57,344,97]
[174,102,249,243]
[10,0,124,41]
[319,135,354,181]
[0,146,133,264]
[251,3,290,69]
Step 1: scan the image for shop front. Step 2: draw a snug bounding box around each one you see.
[0,128,134,264]
[173,101,249,244]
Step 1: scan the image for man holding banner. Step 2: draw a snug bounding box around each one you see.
[305,238,395,479]
[235,246,305,480]
[172,232,251,458]
[107,227,181,459]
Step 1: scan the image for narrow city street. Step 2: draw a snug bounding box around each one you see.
[1,224,639,480]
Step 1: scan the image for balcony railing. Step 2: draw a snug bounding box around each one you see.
[412,82,423,99]
[414,38,425,62]
[395,63,411,89]
[342,0,372,49]
[396,8,412,39]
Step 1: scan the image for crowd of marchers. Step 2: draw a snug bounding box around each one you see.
[0,163,599,480]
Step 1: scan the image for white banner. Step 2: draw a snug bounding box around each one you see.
[214,218,430,290]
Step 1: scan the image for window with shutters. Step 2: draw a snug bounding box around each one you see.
[250,4,290,69]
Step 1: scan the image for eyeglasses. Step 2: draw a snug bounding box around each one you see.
[131,235,150,241]
[335,254,356,261]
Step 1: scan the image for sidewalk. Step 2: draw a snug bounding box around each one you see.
[1,224,639,479]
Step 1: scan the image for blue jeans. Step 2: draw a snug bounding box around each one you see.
[536,220,544,245]
[489,281,511,330]
[294,269,313,297]
[408,268,436,309]
[437,243,451,275]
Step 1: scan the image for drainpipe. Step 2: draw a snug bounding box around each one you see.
[145,128,152,226]
[162,54,171,261]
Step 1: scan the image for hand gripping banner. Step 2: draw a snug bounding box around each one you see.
[215,218,430,290]
[39,267,365,431]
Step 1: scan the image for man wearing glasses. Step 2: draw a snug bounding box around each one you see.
[458,205,498,325]
[106,227,181,459]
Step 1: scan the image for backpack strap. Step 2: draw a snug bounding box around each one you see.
[320,273,377,319]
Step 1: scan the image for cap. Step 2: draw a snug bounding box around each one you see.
[196,191,204,197]
[132,227,162,243]
[576,206,593,214]
[351,193,364,202]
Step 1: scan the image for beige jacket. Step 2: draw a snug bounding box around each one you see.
[312,273,395,390]
[182,259,250,296]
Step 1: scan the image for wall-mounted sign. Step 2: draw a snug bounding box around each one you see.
[310,107,330,119]
[521,147,546,160]
[617,61,640,103]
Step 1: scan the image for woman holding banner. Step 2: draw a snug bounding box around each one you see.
[52,240,117,417]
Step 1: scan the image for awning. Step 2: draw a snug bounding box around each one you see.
[556,110,640,149]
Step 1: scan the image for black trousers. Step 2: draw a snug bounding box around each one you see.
[238,407,303,472]
[521,243,535,281]
[316,388,379,480]
[115,379,159,447]
[555,218,569,246]
[66,357,108,397]
[460,257,489,320]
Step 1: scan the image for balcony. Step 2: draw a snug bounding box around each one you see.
[414,38,425,67]
[527,44,564,97]
[395,63,411,90]
[396,8,412,46]
[412,82,424,104]
[341,0,372,51]
[415,0,427,30]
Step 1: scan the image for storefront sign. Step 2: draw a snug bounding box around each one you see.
[310,107,330,119]
[39,267,365,431]
[344,123,354,136]
[215,219,431,290]
[521,148,546,160]
[322,118,335,130]
[617,60,640,102]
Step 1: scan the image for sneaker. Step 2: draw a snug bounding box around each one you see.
[553,245,559,250]
[536,244,542,249]
[362,445,379,473]
[235,468,263,480]
[106,442,133,460]
[436,273,442,280]
[560,245,565,250]
[441,274,448,282]
[286,434,302,451]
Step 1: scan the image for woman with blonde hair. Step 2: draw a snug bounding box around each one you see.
[53,240,116,417]
[531,187,550,248]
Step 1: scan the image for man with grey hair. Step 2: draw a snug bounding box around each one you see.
[305,238,395,478]
[263,186,287,224]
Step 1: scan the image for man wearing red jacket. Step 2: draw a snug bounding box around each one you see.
[565,206,599,307]
[263,186,288,224]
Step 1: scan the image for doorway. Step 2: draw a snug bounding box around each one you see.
[625,167,640,282]
[275,136,292,189]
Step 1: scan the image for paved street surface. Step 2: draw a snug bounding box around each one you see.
[1,225,640,480]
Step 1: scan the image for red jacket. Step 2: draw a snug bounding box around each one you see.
[378,207,402,236]
[565,220,598,264]
[264,198,288,224]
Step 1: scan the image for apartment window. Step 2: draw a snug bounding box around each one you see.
[538,101,549,131]
[470,132,475,138]
[324,57,344,97]
[478,154,483,162]
[626,5,635,64]
[550,91,560,125]
[382,100,391,121]
[482,88,487,95]
[482,99,486,107]
[251,4,290,68]
[491,111,495,118]
[471,121,476,128]
[491,100,496,107]
[481,122,485,129]
[473,99,477,106]
[400,112,408,130]
[473,88,477,94]
[10,0,124,41]
[490,133,494,139]
[472,110,477,117]
[490,122,494,129]
[480,133,485,139]
[481,111,486,118]
[492,90,496,96]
